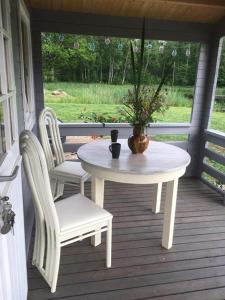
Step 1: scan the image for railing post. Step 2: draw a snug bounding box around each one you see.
[188,37,223,177]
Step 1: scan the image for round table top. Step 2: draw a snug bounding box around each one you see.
[77,139,191,176]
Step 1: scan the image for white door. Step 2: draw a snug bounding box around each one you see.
[0,0,27,299]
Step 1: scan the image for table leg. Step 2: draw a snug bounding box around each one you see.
[152,182,162,214]
[91,176,104,247]
[162,179,178,249]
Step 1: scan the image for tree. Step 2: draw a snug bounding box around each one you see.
[41,32,201,87]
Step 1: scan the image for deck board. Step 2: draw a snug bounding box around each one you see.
[28,178,225,300]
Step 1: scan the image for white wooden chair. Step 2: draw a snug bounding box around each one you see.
[39,107,90,199]
[20,130,113,293]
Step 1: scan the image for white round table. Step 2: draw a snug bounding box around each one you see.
[78,139,191,249]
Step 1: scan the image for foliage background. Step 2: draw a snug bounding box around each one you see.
[41,33,201,87]
[41,33,225,128]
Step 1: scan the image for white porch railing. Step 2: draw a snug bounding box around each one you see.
[58,122,191,152]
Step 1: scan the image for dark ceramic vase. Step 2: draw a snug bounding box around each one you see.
[128,126,149,154]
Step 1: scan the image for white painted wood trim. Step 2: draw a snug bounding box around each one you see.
[59,122,191,137]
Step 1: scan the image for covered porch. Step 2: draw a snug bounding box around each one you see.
[3,0,225,299]
[25,1,225,298]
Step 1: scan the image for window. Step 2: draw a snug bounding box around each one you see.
[19,0,35,130]
[0,0,17,162]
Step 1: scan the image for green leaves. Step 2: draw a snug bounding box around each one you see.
[137,19,145,94]
[123,19,171,128]
[153,62,173,101]
[130,19,145,101]
[123,85,168,126]
[130,42,137,88]
[41,32,199,85]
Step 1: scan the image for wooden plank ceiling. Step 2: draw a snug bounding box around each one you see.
[25,0,225,24]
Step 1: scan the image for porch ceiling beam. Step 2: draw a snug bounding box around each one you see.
[162,0,225,8]
[31,10,212,43]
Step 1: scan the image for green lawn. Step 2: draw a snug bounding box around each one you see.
[210,111,225,132]
[46,103,192,123]
[46,103,122,123]
[44,82,132,105]
[44,82,193,107]
[44,82,224,132]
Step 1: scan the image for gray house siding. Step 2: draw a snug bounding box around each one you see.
[10,0,35,255]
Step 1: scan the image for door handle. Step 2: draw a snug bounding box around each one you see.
[0,196,15,235]
[0,165,19,182]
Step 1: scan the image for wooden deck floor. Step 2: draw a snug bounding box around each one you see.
[28,178,225,300]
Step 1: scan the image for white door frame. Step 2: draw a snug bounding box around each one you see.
[0,0,28,299]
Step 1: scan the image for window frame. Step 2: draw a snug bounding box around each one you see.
[0,0,18,164]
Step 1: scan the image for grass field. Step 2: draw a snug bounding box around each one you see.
[44,82,224,132]
[46,103,191,123]
[44,82,193,107]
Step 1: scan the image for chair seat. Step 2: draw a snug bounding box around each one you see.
[50,161,89,183]
[55,193,112,233]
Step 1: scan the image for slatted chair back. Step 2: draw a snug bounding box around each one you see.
[20,130,112,293]
[20,131,60,273]
[39,107,65,171]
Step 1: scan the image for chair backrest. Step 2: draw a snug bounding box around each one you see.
[39,107,64,171]
[19,130,60,235]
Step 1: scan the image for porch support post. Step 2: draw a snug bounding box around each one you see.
[31,29,44,122]
[187,36,223,177]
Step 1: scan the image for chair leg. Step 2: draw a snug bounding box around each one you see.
[80,180,84,195]
[32,217,38,265]
[54,181,64,200]
[50,244,61,293]
[37,219,45,269]
[33,209,45,269]
[106,220,112,268]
